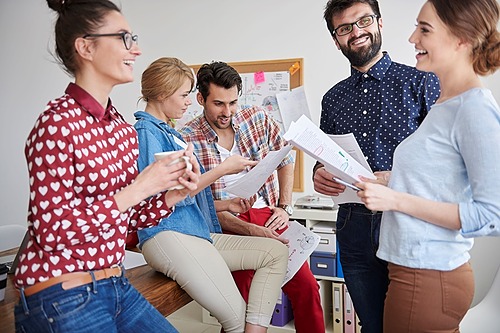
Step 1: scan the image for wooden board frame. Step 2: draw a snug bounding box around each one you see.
[190,58,304,192]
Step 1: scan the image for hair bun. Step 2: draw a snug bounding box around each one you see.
[46,0,68,13]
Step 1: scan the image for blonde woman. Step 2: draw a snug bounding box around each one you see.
[134,57,288,333]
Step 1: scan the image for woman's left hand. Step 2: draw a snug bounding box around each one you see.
[164,146,200,207]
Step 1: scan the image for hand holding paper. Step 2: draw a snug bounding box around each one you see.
[224,145,293,199]
[284,115,375,204]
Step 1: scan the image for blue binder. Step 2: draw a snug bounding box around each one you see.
[336,240,344,278]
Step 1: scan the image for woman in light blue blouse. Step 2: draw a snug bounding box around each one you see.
[356,0,500,332]
[133,57,289,333]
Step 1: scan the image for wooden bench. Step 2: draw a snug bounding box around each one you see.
[126,245,193,316]
[126,265,192,315]
[0,248,192,333]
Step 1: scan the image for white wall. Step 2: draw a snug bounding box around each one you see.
[1,0,499,305]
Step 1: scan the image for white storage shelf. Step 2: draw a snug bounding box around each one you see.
[292,207,342,281]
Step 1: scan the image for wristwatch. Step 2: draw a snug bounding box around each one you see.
[278,204,294,216]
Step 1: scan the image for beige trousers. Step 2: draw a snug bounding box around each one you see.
[141,231,288,332]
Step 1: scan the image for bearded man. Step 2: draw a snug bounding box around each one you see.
[312,1,440,332]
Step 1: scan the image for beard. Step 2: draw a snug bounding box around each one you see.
[339,29,382,68]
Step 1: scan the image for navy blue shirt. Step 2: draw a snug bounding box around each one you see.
[320,52,440,171]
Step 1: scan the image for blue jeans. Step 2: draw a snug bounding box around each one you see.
[336,204,389,333]
[14,272,177,333]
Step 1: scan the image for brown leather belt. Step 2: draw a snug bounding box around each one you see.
[23,265,122,297]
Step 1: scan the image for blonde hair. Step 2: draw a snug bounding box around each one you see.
[139,57,194,127]
[140,57,194,103]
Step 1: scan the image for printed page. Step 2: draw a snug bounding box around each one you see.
[276,86,312,132]
[328,133,372,172]
[284,115,375,204]
[284,115,374,183]
[225,145,293,199]
[278,220,320,286]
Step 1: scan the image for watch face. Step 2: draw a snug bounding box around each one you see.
[281,205,293,216]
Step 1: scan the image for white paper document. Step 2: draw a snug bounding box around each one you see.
[283,115,375,204]
[225,145,293,199]
[276,86,312,132]
[278,220,320,286]
[328,133,372,172]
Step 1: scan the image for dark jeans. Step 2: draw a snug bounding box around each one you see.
[336,204,389,333]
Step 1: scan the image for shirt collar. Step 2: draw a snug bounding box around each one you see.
[65,82,112,121]
[350,51,392,82]
[134,110,165,126]
[198,114,219,144]
[134,110,184,140]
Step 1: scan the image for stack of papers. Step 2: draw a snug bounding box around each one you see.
[284,115,375,204]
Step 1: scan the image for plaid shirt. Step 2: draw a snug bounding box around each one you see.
[180,106,293,207]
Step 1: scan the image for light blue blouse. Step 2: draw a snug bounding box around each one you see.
[377,88,500,270]
[133,111,222,248]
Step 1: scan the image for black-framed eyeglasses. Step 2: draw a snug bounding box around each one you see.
[83,32,139,50]
[333,15,378,36]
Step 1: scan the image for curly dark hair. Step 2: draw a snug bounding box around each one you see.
[196,61,242,101]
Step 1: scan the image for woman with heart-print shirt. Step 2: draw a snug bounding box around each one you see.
[133,57,289,333]
[14,1,199,332]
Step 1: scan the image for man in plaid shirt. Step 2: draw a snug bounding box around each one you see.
[180,61,325,333]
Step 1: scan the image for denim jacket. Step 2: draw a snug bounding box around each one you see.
[133,111,222,248]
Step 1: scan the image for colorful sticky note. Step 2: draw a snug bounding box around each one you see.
[289,62,300,76]
[254,71,265,85]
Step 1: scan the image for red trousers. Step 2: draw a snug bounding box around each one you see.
[229,207,325,333]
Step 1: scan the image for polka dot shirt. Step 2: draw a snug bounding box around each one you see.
[320,52,440,172]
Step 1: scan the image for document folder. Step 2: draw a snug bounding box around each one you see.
[333,281,344,333]
[344,284,355,333]
[355,312,362,333]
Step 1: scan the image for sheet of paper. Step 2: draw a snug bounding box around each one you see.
[278,220,320,286]
[328,133,372,172]
[225,145,293,199]
[276,86,312,132]
[284,115,375,204]
[123,250,147,270]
